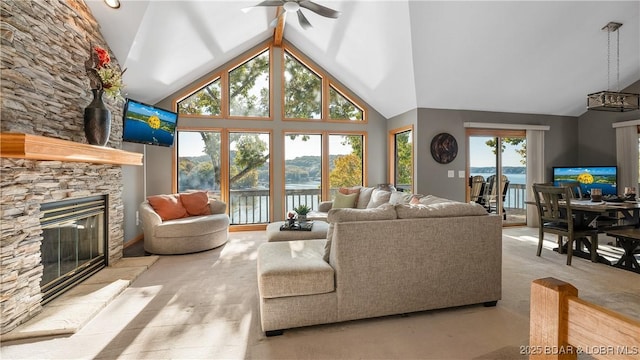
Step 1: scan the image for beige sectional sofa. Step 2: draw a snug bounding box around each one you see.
[257,196,503,335]
[307,185,413,221]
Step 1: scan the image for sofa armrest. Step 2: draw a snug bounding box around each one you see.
[139,201,162,239]
[209,200,227,214]
[317,201,333,213]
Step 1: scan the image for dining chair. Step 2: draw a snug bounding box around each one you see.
[562,181,583,199]
[532,183,599,265]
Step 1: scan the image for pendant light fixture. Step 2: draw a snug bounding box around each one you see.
[587,22,639,112]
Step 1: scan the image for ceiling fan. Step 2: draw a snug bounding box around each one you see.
[250,0,340,29]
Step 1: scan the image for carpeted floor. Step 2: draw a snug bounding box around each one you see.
[1,227,639,359]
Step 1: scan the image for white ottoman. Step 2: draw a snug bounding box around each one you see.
[266,221,329,242]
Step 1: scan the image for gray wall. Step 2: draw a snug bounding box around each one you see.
[122,142,146,242]
[577,79,640,165]
[413,109,578,202]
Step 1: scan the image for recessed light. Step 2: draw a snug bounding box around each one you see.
[104,0,120,9]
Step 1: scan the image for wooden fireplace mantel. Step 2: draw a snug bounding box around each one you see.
[0,133,143,166]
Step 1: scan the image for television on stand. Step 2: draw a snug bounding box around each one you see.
[122,98,179,147]
[552,166,618,197]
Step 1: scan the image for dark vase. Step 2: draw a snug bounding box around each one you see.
[84,89,111,146]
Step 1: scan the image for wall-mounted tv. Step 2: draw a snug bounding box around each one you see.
[552,166,618,196]
[122,98,178,147]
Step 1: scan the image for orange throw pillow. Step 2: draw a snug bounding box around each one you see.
[180,191,212,216]
[409,194,423,205]
[147,194,188,221]
[339,187,360,205]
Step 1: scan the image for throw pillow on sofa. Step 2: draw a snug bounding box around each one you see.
[333,192,358,208]
[388,191,412,205]
[367,188,392,208]
[180,191,212,216]
[356,187,374,209]
[147,194,188,221]
[339,186,360,205]
[323,203,397,262]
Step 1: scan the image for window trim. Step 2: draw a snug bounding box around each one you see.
[282,130,368,208]
[388,125,414,193]
[281,48,324,121]
[226,128,273,228]
[327,82,367,123]
[227,46,274,120]
[282,43,367,123]
[174,75,225,119]
[173,127,227,204]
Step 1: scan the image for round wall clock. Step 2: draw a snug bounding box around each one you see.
[430,132,458,164]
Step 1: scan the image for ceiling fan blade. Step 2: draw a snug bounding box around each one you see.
[299,1,340,19]
[296,9,313,29]
[254,0,284,7]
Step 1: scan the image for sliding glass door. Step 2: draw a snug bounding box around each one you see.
[467,129,526,226]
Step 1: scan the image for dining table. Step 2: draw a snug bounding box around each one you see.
[527,198,640,265]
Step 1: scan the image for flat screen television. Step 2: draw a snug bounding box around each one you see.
[122,98,178,147]
[552,166,618,196]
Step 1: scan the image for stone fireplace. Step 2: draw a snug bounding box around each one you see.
[0,134,142,334]
[0,0,137,334]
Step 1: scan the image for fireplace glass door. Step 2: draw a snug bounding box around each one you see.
[40,196,107,303]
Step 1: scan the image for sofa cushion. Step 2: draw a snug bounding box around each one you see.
[324,204,397,262]
[327,203,397,223]
[367,188,392,208]
[147,194,188,221]
[155,214,229,238]
[356,187,374,209]
[339,186,360,206]
[180,191,212,216]
[333,192,358,209]
[388,191,412,205]
[417,194,455,205]
[258,239,334,298]
[395,202,488,219]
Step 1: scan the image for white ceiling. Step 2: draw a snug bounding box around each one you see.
[87,0,640,119]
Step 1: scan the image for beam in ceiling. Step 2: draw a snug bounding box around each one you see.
[273,7,286,47]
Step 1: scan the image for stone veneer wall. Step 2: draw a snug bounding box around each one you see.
[1,0,127,334]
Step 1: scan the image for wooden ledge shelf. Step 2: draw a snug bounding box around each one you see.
[0,133,143,166]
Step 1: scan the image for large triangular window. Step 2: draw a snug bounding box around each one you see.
[228,49,270,118]
[177,77,222,116]
[283,51,322,119]
[329,85,364,121]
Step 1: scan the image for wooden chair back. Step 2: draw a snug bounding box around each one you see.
[560,180,583,200]
[469,175,485,204]
[532,183,574,227]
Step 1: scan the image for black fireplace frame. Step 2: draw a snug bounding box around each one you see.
[39,195,109,304]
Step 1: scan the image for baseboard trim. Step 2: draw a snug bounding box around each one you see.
[124,233,144,249]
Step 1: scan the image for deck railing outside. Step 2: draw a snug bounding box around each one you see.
[228,184,528,225]
[504,183,527,211]
[229,188,321,225]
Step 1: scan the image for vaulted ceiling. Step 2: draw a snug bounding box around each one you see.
[87,1,640,119]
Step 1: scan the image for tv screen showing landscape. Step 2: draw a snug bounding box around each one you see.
[123,99,178,147]
[552,166,618,196]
